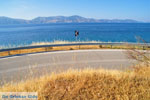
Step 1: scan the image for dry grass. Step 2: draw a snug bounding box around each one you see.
[31,40,102,46]
[0,66,150,100]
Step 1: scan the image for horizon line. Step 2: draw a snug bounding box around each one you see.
[0,15,147,22]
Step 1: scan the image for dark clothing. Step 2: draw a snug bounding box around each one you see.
[75,30,79,37]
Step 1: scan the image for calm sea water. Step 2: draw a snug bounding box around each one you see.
[0,23,150,47]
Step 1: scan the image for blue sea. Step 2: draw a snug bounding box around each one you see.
[0,23,150,47]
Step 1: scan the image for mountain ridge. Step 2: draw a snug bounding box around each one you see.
[0,15,142,25]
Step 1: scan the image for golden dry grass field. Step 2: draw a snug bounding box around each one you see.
[0,65,150,100]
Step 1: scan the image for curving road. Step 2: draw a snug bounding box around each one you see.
[0,49,136,84]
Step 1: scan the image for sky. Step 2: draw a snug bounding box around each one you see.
[0,0,150,22]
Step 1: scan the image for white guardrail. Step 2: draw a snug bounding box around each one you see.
[0,42,150,56]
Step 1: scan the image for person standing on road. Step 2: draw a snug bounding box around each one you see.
[75,30,79,37]
[75,30,79,41]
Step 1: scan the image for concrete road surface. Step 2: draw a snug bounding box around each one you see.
[0,49,137,84]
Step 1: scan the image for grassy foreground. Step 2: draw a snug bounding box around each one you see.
[0,66,150,100]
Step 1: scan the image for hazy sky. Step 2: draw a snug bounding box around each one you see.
[0,0,150,22]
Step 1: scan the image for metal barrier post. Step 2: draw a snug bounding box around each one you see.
[143,46,145,50]
[110,45,112,49]
[99,45,102,48]
[8,51,11,55]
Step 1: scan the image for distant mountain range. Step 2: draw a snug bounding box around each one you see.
[0,15,141,25]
